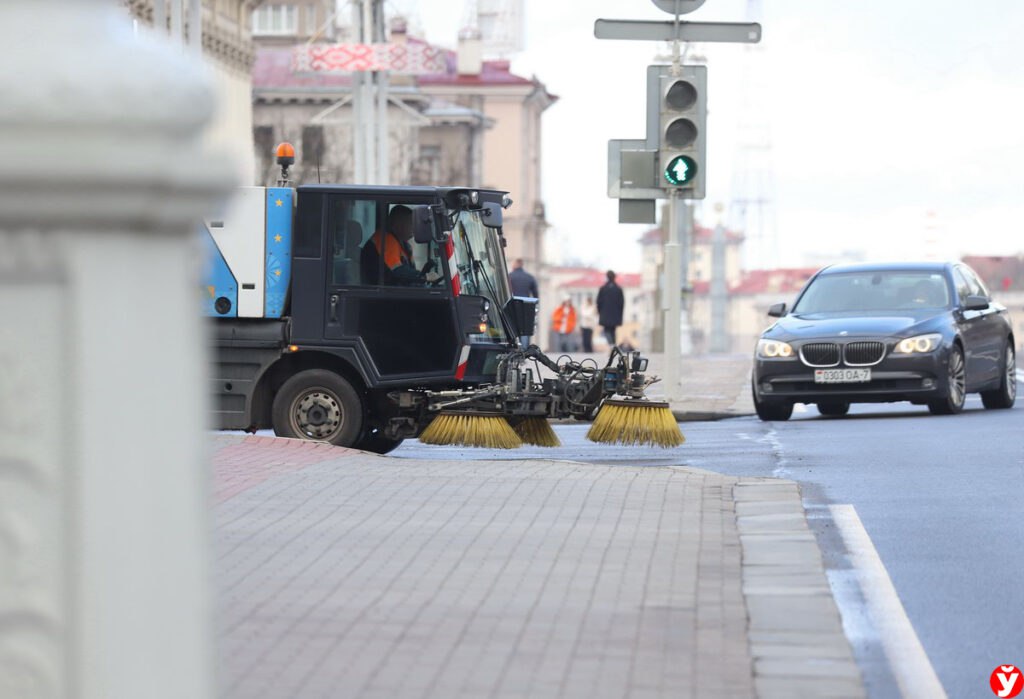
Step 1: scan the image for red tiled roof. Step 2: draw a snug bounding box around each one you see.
[639,225,744,245]
[418,58,534,87]
[561,270,641,289]
[550,265,595,274]
[691,268,817,296]
[639,227,661,244]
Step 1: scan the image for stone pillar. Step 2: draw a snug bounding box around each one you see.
[0,2,233,698]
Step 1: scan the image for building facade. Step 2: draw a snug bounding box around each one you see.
[248,4,555,339]
[124,0,257,181]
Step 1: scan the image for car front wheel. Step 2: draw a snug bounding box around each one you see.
[753,384,793,421]
[980,342,1016,409]
[928,345,966,415]
[817,401,850,417]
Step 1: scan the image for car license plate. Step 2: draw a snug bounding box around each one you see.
[814,368,871,383]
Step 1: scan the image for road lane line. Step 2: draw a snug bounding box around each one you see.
[830,504,947,699]
[1016,369,1024,384]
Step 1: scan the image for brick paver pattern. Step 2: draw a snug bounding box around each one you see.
[214,443,755,699]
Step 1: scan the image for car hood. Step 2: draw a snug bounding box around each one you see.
[769,312,941,339]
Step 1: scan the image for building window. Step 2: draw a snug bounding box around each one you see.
[411,145,441,186]
[253,125,275,164]
[302,125,325,167]
[305,3,319,36]
[252,4,298,36]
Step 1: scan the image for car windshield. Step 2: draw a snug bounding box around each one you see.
[449,209,511,343]
[792,271,951,315]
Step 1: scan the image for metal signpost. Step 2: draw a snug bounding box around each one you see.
[594,19,761,43]
[597,0,761,401]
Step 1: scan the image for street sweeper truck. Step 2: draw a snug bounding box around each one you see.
[201,145,682,452]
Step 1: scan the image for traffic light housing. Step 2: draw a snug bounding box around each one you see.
[658,66,706,198]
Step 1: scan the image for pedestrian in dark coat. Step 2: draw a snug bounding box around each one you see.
[508,258,539,298]
[596,270,624,348]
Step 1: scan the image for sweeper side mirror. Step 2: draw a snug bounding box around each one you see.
[411,205,438,244]
[481,202,503,229]
[504,297,538,338]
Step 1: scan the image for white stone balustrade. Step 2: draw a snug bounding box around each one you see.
[0,2,234,697]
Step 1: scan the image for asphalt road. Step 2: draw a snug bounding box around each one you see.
[394,389,1024,699]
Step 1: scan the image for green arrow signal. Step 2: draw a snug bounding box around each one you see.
[664,155,698,187]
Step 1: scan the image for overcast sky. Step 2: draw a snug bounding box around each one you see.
[383,0,1024,272]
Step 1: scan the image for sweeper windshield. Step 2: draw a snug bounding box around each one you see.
[450,210,512,344]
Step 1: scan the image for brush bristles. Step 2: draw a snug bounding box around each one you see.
[420,413,523,449]
[586,403,685,447]
[512,417,561,447]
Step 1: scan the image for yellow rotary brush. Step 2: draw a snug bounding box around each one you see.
[510,416,561,447]
[586,399,684,448]
[419,411,523,449]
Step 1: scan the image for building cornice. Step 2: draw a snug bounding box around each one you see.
[125,0,255,73]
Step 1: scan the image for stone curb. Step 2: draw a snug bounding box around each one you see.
[735,478,867,699]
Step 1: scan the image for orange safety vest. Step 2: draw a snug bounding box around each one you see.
[552,304,577,334]
[370,230,412,270]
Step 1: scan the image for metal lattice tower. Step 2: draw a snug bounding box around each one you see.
[729,0,778,270]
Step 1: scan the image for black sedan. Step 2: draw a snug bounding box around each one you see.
[752,262,1017,420]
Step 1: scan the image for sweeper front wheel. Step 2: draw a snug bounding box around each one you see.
[355,428,404,454]
[272,369,364,447]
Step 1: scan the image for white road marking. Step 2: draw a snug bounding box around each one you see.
[830,504,947,699]
[794,402,808,413]
[1016,369,1024,384]
[758,427,791,479]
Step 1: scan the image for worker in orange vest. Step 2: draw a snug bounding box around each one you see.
[363,205,433,285]
[551,296,578,353]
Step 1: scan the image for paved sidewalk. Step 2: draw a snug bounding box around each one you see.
[211,434,864,699]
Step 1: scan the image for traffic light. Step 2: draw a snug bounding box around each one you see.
[658,65,706,198]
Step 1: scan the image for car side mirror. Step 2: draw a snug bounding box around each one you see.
[767,302,786,318]
[963,294,989,311]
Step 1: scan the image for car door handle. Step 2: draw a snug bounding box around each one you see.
[329,294,339,322]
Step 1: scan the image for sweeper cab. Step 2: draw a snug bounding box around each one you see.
[202,145,682,452]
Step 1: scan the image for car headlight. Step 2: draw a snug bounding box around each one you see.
[893,333,942,354]
[757,339,795,359]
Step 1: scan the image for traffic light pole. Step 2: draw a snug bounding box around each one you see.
[599,1,761,399]
[663,189,685,401]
